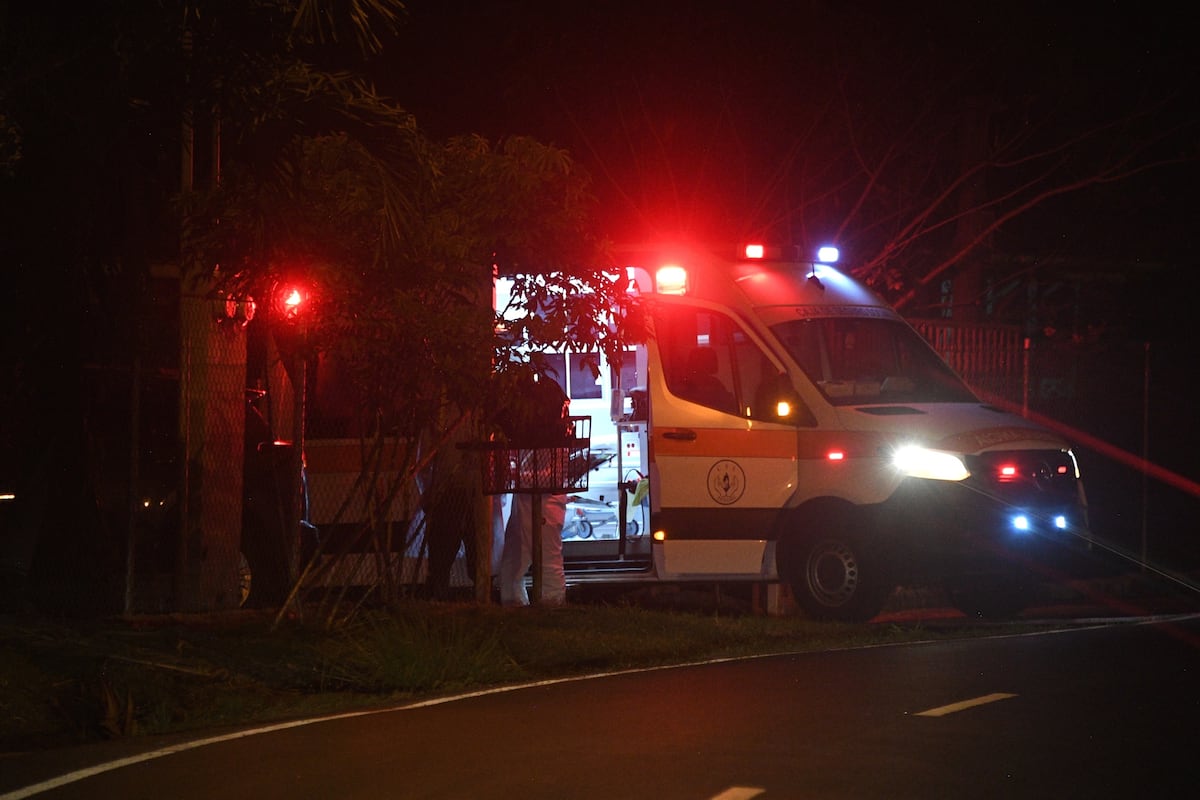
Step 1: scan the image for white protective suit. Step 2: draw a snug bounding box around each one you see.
[499,492,566,606]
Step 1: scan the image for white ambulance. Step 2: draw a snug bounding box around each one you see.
[570,242,1089,621]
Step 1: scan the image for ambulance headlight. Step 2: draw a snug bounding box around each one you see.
[892,446,970,482]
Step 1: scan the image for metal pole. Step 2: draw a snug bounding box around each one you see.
[1141,341,1150,571]
[1021,337,1031,417]
[124,358,141,615]
[289,346,307,589]
[616,425,627,559]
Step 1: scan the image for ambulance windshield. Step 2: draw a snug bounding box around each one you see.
[772,317,977,406]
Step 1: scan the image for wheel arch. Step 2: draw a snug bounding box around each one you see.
[774,497,893,622]
[774,496,865,574]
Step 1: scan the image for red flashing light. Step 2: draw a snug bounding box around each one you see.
[276,284,308,320]
[998,464,1019,482]
[745,243,765,259]
[827,450,845,461]
[656,265,688,295]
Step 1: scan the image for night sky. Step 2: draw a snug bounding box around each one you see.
[379,0,1198,266]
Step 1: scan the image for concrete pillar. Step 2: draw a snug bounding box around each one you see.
[178,293,247,610]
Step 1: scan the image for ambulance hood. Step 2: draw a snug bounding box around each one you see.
[833,402,1071,456]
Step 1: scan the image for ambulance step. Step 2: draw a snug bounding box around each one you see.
[564,555,653,575]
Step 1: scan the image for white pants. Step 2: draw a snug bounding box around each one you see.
[500,493,566,606]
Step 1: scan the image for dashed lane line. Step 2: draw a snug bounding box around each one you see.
[915,692,1018,717]
[710,788,765,800]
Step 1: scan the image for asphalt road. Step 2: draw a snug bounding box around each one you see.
[3,612,1197,799]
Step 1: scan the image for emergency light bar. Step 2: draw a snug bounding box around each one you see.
[740,243,840,263]
[655,244,844,295]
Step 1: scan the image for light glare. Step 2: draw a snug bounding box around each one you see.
[656,265,688,295]
[816,245,839,264]
[893,445,969,481]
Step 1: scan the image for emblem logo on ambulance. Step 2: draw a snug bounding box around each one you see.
[707,460,746,505]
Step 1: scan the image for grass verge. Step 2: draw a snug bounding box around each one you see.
[0,592,1065,753]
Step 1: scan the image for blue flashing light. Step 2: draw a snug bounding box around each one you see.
[1054,515,1068,530]
[1011,514,1031,533]
[816,245,839,264]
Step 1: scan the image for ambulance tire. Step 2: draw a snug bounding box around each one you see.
[785,523,889,623]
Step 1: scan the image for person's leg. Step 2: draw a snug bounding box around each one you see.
[539,493,567,605]
[499,494,531,606]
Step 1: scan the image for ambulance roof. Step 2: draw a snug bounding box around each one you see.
[617,244,901,325]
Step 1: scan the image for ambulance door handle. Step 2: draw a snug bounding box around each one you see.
[662,429,697,442]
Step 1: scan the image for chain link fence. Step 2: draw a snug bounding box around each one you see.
[915,318,1199,576]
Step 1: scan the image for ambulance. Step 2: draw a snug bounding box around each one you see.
[568,242,1089,621]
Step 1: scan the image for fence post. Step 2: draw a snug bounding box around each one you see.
[1142,341,1150,570]
[1022,337,1031,417]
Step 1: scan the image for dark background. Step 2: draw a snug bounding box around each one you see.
[1,1,1196,612]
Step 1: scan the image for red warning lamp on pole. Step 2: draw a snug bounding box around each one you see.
[275,284,307,321]
[267,279,313,594]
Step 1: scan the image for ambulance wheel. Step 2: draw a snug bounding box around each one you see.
[786,528,888,623]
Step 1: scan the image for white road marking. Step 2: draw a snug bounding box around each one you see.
[711,788,765,800]
[915,692,1017,717]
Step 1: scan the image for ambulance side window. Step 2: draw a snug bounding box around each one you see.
[657,305,788,421]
